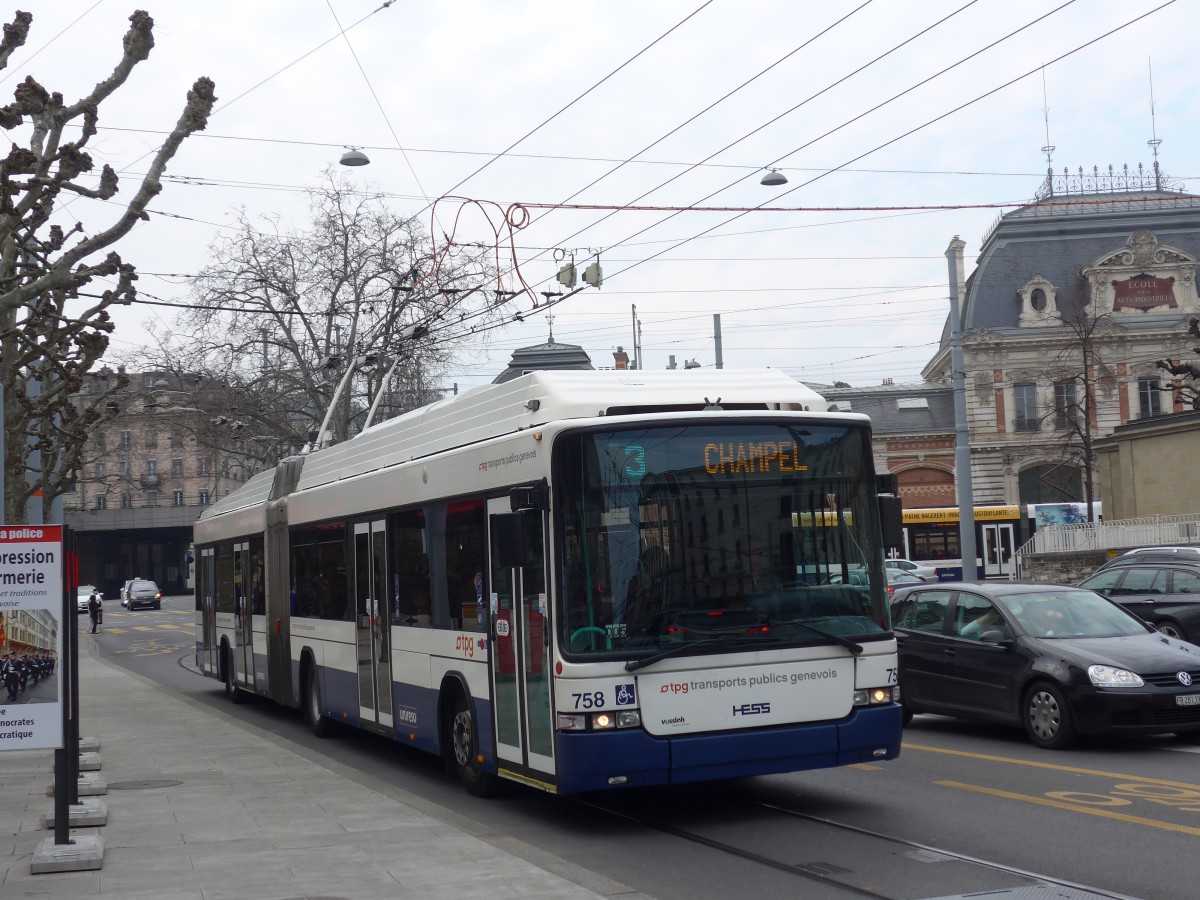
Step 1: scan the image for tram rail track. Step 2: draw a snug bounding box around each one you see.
[577,792,1140,900]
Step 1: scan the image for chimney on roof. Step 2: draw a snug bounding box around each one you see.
[613,346,630,370]
[882,377,893,385]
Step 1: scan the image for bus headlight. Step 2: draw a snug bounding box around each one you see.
[557,713,586,731]
[853,687,895,707]
[592,712,615,730]
[616,710,641,728]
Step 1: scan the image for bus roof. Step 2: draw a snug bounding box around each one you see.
[295,369,829,494]
[198,368,832,533]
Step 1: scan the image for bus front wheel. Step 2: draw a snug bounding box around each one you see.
[450,692,496,797]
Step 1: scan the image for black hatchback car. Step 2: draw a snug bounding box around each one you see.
[1077,561,1200,643]
[892,582,1200,749]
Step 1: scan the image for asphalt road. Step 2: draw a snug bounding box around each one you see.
[85,597,1200,900]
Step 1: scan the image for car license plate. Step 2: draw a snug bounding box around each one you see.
[1176,694,1200,707]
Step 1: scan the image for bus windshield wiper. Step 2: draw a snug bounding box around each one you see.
[625,638,720,672]
[770,619,864,655]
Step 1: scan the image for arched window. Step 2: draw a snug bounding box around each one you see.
[1030,287,1047,311]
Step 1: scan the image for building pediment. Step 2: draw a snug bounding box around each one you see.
[1080,230,1199,316]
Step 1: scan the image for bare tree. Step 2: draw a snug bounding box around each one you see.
[0,10,215,522]
[148,172,496,460]
[1025,282,1120,522]
[1156,316,1200,410]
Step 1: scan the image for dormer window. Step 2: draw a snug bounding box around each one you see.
[1018,276,1058,326]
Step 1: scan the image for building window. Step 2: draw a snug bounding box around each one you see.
[120,492,133,509]
[146,491,159,507]
[172,489,184,507]
[171,458,184,476]
[1030,287,1047,311]
[119,429,131,449]
[146,459,158,475]
[1014,383,1039,431]
[145,427,157,448]
[198,457,212,476]
[92,431,106,450]
[1138,376,1162,418]
[170,430,183,449]
[94,462,106,479]
[119,458,130,477]
[1053,381,1077,429]
[95,495,107,510]
[198,489,210,505]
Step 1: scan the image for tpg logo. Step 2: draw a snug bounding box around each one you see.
[732,702,771,716]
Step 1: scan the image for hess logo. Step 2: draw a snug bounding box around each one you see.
[732,702,771,716]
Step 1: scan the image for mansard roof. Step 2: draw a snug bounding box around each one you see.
[491,338,595,384]
[820,382,955,437]
[941,188,1200,345]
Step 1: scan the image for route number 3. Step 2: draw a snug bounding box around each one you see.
[572,691,604,709]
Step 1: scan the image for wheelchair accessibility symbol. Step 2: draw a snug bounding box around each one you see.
[615,683,636,706]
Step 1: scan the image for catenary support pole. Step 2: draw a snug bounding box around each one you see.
[947,236,977,582]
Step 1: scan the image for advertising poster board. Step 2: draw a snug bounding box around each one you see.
[0,524,64,751]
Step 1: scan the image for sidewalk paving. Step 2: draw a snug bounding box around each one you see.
[0,638,642,899]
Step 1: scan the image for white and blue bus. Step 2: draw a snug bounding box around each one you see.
[194,369,902,795]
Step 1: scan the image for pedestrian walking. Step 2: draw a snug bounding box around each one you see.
[88,590,102,634]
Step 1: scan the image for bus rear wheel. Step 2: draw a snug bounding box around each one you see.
[303,664,334,738]
[450,692,496,797]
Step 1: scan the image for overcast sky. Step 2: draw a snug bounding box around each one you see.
[9,0,1196,392]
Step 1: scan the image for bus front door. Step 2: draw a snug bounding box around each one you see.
[488,498,555,787]
[354,520,393,731]
[982,523,1014,578]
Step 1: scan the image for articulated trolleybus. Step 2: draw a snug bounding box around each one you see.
[195,369,902,795]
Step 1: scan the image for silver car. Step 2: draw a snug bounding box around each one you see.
[885,558,939,582]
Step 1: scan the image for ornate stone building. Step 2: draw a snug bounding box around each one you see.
[921,169,1200,513]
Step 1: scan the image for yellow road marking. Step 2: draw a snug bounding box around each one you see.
[131,626,154,632]
[905,742,1200,790]
[849,763,883,771]
[937,781,1200,836]
[158,624,181,629]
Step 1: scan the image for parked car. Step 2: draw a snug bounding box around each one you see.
[884,558,939,582]
[1077,561,1200,642]
[1093,546,1200,572]
[886,570,925,598]
[891,582,1200,749]
[123,579,163,611]
[76,585,99,614]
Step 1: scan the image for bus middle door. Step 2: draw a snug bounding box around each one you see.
[487,497,554,787]
[354,520,393,731]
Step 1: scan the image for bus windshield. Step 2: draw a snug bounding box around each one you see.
[555,421,891,657]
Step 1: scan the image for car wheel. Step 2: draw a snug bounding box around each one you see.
[303,664,334,738]
[448,691,496,797]
[1023,681,1077,750]
[1155,619,1185,639]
